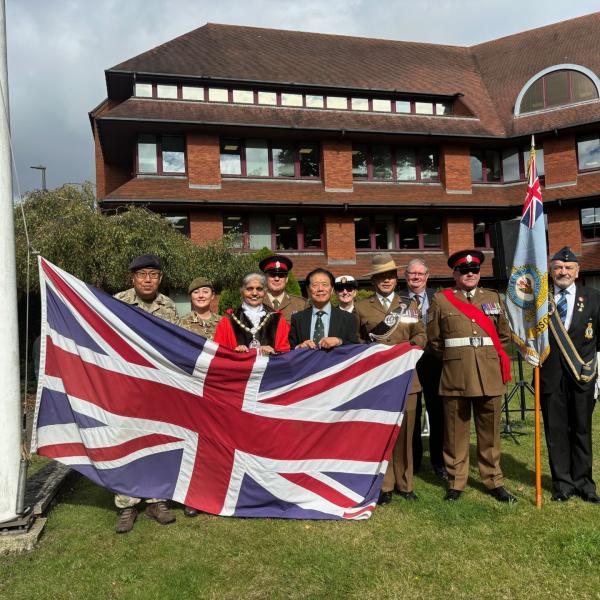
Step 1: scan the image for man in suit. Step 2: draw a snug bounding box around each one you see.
[401,258,447,480]
[427,249,516,502]
[259,254,308,322]
[541,247,600,504]
[289,268,358,349]
[355,254,426,504]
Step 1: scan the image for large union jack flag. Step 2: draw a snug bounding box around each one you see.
[521,143,543,229]
[32,258,422,520]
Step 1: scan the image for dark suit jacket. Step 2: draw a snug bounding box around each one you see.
[541,283,600,393]
[397,286,436,313]
[289,304,359,348]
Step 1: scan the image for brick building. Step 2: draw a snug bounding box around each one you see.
[90,14,600,287]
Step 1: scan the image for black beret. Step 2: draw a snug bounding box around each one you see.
[129,254,162,271]
[551,246,578,263]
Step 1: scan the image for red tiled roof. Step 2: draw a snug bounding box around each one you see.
[104,14,600,139]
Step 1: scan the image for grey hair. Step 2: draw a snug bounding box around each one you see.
[240,272,266,292]
[405,258,429,273]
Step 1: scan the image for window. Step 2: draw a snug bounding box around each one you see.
[137,135,186,175]
[415,102,433,115]
[208,88,228,102]
[372,99,391,112]
[258,91,277,105]
[156,85,178,99]
[306,95,324,108]
[473,213,520,248]
[581,207,600,240]
[327,96,347,109]
[182,86,203,100]
[233,90,254,104]
[351,98,369,111]
[220,139,320,179]
[281,93,303,107]
[135,83,153,97]
[472,147,535,183]
[354,215,442,249]
[162,213,190,236]
[396,100,411,113]
[353,145,439,182]
[224,214,322,250]
[577,135,600,171]
[519,69,599,114]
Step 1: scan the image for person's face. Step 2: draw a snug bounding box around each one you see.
[551,260,579,290]
[405,264,429,294]
[372,270,398,296]
[132,269,162,301]
[242,277,266,307]
[335,286,357,306]
[308,273,333,307]
[453,266,480,291]
[266,272,288,295]
[190,286,215,312]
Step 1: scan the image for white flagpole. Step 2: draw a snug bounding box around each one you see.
[0,0,22,523]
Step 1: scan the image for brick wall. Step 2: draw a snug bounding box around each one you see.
[544,135,578,187]
[190,211,223,246]
[443,215,474,256]
[322,140,353,191]
[548,206,582,256]
[188,134,221,187]
[94,116,130,199]
[440,145,472,193]
[324,214,356,263]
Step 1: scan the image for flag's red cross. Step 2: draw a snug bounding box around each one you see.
[41,260,399,515]
[522,158,543,229]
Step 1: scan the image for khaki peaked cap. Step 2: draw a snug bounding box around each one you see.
[363,253,403,277]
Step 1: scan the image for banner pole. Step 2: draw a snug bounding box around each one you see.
[534,366,542,508]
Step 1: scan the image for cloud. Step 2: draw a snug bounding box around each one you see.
[5,0,600,193]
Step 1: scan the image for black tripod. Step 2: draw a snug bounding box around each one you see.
[501,352,534,444]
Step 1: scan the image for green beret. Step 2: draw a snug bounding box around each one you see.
[188,277,214,294]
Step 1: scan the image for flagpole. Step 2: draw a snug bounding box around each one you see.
[0,0,22,523]
[534,367,542,508]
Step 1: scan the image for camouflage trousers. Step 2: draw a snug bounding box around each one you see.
[114,495,165,509]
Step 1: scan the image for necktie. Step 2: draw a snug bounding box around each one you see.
[381,297,390,312]
[313,311,325,344]
[273,299,280,311]
[557,289,568,324]
[415,294,423,316]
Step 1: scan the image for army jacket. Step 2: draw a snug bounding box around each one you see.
[427,287,511,397]
[180,311,222,340]
[264,292,308,322]
[114,288,180,325]
[355,294,426,393]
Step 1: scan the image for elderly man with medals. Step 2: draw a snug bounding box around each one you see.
[427,250,516,503]
[214,272,290,354]
[355,253,427,505]
[541,247,600,504]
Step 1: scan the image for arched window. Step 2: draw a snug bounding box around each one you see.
[516,65,600,115]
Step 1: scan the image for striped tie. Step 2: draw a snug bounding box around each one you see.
[557,289,568,324]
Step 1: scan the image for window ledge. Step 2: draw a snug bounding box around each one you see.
[515,97,600,118]
[137,174,187,180]
[221,177,322,184]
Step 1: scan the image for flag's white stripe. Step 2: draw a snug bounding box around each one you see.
[307,471,364,504]
[52,441,185,469]
[257,344,406,400]
[43,264,191,375]
[253,350,422,412]
[48,326,206,397]
[191,341,219,396]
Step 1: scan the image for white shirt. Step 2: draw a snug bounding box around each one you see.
[376,292,395,312]
[241,303,266,327]
[554,282,576,330]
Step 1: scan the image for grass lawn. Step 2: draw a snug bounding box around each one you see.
[2,384,600,599]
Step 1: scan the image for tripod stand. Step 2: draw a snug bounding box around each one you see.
[501,352,534,444]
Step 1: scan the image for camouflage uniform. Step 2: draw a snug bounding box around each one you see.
[113,287,179,509]
[180,311,222,340]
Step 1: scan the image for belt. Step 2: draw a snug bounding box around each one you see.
[444,337,493,348]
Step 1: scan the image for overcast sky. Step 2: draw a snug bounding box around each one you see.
[6,0,600,195]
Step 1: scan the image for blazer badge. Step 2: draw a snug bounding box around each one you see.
[576,297,585,312]
[585,321,594,340]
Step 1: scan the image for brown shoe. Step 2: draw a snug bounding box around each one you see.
[145,501,176,525]
[115,506,137,533]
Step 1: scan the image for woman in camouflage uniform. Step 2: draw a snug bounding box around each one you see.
[180,277,222,340]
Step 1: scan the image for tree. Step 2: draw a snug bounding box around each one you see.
[14,183,255,296]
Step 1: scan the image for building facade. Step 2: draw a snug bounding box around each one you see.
[91,15,600,286]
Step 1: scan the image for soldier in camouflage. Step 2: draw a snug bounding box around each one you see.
[112,254,179,533]
[180,276,222,342]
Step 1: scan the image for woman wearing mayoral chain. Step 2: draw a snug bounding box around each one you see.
[214,273,290,355]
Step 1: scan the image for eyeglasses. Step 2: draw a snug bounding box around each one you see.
[405,271,428,278]
[455,266,480,275]
[134,270,161,280]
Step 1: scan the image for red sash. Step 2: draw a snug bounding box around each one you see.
[442,289,512,384]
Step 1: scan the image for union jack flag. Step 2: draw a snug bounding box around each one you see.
[521,140,543,229]
[32,258,422,520]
